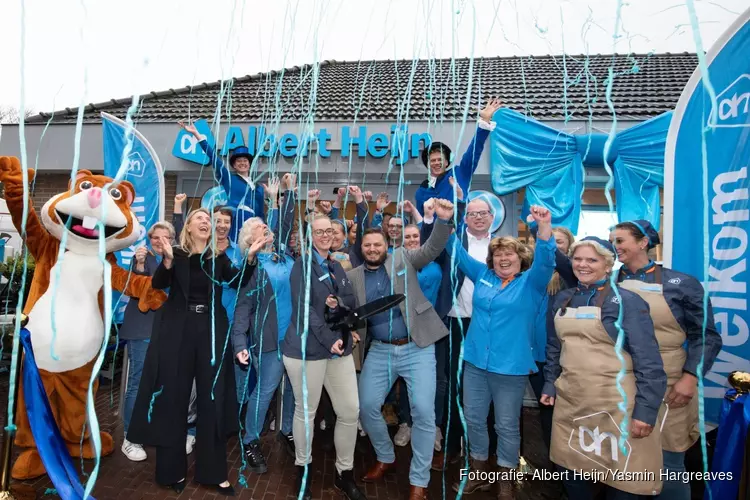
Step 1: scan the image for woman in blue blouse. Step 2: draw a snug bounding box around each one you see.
[179,121,265,241]
[445,205,556,498]
[231,174,298,474]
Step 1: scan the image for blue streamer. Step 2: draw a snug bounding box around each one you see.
[147,386,164,423]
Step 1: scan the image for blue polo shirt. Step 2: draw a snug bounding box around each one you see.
[364,265,408,342]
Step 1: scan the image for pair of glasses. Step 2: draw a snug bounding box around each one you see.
[313,229,334,237]
[466,211,491,219]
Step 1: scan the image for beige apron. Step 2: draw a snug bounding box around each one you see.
[550,285,663,496]
[620,265,700,453]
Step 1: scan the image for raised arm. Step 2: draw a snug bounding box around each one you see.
[452,99,501,192]
[347,186,369,268]
[404,199,454,270]
[178,121,233,195]
[0,158,54,258]
[444,232,486,283]
[278,174,297,252]
[526,206,556,293]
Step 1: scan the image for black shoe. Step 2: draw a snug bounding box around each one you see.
[295,465,313,500]
[216,483,235,496]
[170,479,186,494]
[243,440,268,474]
[278,431,296,459]
[335,469,368,500]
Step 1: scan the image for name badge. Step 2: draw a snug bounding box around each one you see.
[640,285,662,293]
[575,313,597,320]
[397,269,407,277]
[319,273,330,282]
[479,279,493,287]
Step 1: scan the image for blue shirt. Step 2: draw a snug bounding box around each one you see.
[364,265,409,342]
[445,233,556,375]
[418,261,442,307]
[258,252,295,341]
[198,139,266,241]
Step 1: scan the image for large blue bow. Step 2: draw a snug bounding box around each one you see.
[704,389,750,499]
[489,108,671,234]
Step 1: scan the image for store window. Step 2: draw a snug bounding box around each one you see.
[577,209,618,240]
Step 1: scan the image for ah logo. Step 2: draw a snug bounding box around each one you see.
[172,119,215,165]
[709,74,750,128]
[568,410,632,471]
[125,152,145,178]
[668,277,682,285]
[611,296,620,304]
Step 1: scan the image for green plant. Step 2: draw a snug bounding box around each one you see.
[0,253,35,311]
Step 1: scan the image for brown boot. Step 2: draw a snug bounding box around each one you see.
[452,458,491,494]
[430,450,461,471]
[408,485,429,500]
[495,466,516,500]
[361,460,397,482]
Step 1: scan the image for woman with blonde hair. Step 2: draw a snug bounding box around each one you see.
[445,205,556,499]
[128,208,269,495]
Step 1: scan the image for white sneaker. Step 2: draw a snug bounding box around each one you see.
[394,423,411,447]
[358,419,367,437]
[185,434,196,454]
[122,439,147,462]
[434,427,443,452]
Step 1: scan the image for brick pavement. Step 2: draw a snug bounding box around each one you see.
[0,372,567,499]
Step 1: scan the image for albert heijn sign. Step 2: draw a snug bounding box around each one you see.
[172,119,432,166]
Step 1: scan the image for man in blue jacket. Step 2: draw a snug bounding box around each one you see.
[414,99,502,216]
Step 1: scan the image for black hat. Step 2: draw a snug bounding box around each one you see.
[580,236,616,257]
[628,219,661,249]
[421,142,453,168]
[229,146,254,167]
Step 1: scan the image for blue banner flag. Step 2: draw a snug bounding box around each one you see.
[102,112,165,323]
[664,7,750,425]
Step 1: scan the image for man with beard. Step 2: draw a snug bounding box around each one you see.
[347,199,455,500]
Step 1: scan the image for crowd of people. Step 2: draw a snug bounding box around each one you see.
[114,102,723,500]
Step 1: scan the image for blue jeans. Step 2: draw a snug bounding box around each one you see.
[243,350,294,444]
[359,341,435,488]
[123,339,149,435]
[656,450,689,500]
[462,361,527,468]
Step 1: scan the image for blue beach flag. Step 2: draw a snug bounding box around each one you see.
[664,7,750,427]
[102,112,165,323]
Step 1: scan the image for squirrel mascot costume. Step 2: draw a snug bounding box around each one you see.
[0,156,166,480]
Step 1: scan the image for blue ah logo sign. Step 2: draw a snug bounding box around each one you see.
[127,151,146,178]
[710,74,750,128]
[172,119,214,165]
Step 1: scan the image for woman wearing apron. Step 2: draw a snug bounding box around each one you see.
[612,220,723,499]
[542,236,667,499]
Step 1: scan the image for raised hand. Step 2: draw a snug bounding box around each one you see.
[348,185,364,204]
[336,187,347,199]
[177,120,200,137]
[363,191,373,202]
[282,173,297,192]
[434,199,455,220]
[319,200,333,215]
[134,246,148,264]
[479,98,503,122]
[247,234,269,260]
[423,198,437,220]
[376,192,390,211]
[263,177,281,201]
[529,205,551,225]
[400,200,415,213]
[307,189,321,205]
[448,176,465,202]
[160,236,174,263]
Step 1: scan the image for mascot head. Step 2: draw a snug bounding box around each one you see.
[41,170,141,256]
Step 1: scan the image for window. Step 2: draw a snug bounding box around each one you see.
[577,210,617,240]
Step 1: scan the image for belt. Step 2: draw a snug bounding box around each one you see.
[188,304,208,314]
[380,337,410,346]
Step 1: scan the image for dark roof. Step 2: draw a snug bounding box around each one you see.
[28,52,698,124]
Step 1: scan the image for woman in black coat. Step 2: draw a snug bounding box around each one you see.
[127,208,269,495]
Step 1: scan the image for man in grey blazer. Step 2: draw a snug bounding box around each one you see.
[347,198,455,500]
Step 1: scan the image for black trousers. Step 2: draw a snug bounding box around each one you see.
[439,317,470,456]
[527,361,553,452]
[155,312,228,486]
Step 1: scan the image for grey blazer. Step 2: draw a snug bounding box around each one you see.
[346,219,452,362]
